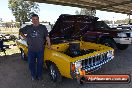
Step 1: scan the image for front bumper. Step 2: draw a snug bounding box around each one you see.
[70,50,114,79]
[113,38,132,44]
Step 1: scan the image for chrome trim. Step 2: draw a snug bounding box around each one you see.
[71,50,114,78]
[81,51,113,72]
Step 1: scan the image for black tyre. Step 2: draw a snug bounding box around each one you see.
[101,39,116,49]
[20,49,27,61]
[116,44,129,50]
[77,77,85,84]
[48,63,62,83]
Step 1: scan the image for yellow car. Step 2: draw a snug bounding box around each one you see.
[16,37,114,83]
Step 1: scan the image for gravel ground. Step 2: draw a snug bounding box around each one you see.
[0,45,132,88]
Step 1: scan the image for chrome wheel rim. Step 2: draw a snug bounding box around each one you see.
[21,50,24,58]
[50,65,56,80]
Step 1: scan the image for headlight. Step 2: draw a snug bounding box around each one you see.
[70,61,82,75]
[70,61,84,78]
[117,33,127,37]
[75,61,82,69]
[107,50,114,59]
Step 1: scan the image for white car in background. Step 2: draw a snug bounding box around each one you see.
[117,25,132,30]
[107,24,118,28]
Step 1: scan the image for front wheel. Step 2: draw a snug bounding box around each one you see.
[116,44,129,50]
[48,63,62,83]
[20,49,27,61]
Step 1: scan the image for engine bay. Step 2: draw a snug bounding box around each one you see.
[64,42,96,57]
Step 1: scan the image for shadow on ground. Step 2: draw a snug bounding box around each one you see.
[0,46,132,88]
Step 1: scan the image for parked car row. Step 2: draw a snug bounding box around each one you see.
[0,33,17,41]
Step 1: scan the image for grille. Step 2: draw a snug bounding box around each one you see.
[81,51,113,72]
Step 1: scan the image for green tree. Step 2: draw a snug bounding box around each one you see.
[8,0,39,24]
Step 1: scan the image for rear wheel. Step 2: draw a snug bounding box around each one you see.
[101,39,116,49]
[48,63,62,83]
[20,49,27,61]
[116,44,129,50]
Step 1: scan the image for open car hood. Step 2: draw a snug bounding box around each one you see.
[49,14,98,41]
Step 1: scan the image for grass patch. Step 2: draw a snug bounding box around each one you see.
[4,41,15,45]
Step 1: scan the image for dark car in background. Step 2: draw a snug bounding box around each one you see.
[50,14,132,50]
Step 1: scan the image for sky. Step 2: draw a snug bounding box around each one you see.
[0,0,131,24]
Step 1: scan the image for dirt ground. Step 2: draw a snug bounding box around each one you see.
[0,45,132,88]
